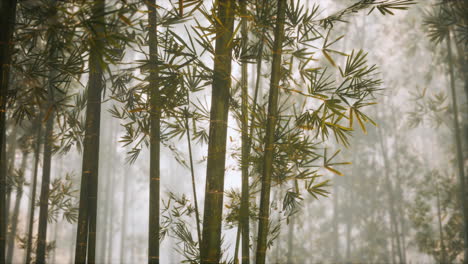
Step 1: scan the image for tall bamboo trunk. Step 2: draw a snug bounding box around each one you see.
[184,107,201,247]
[286,217,294,264]
[243,1,266,259]
[345,196,351,263]
[4,125,17,251]
[36,4,60,260]
[200,0,235,263]
[447,31,468,264]
[120,166,129,263]
[274,189,281,263]
[454,33,468,103]
[2,125,15,258]
[239,0,250,263]
[97,158,108,263]
[234,220,241,263]
[36,70,56,264]
[345,157,356,263]
[378,128,403,263]
[332,182,339,262]
[146,0,160,263]
[7,125,17,182]
[75,0,105,262]
[392,117,407,264]
[255,0,286,263]
[25,115,43,264]
[1,133,9,264]
[51,161,63,264]
[388,211,396,264]
[106,156,116,263]
[5,151,27,263]
[98,118,114,263]
[0,0,17,259]
[435,179,446,263]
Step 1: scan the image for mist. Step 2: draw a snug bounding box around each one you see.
[0,0,467,263]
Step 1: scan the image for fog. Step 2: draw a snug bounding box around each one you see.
[1,0,467,263]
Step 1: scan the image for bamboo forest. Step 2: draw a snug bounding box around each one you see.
[1,0,468,263]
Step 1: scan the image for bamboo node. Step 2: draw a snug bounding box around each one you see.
[207,190,224,195]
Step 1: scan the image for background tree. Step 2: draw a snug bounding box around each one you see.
[0,0,18,260]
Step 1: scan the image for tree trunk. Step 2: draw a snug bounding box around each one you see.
[5,151,27,263]
[107,159,115,263]
[98,118,116,263]
[345,147,358,264]
[234,220,241,263]
[120,167,129,263]
[244,1,268,258]
[345,205,351,263]
[447,31,468,264]
[4,124,17,253]
[255,0,286,263]
[391,114,407,264]
[332,182,339,262]
[36,73,56,264]
[389,211,396,264]
[435,178,447,263]
[184,107,201,248]
[1,133,9,263]
[0,0,17,259]
[286,217,294,264]
[200,0,235,263]
[378,128,403,264]
[25,115,43,264]
[75,0,105,262]
[98,161,109,263]
[146,0,161,263]
[394,138,406,263]
[345,178,352,263]
[239,0,250,263]
[454,32,468,104]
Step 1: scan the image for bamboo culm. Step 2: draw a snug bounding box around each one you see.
[36,59,57,264]
[200,0,235,262]
[239,0,250,263]
[447,31,468,264]
[25,115,43,264]
[0,0,18,260]
[255,0,287,263]
[146,0,161,262]
[74,0,105,262]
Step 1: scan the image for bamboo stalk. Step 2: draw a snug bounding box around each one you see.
[200,0,235,262]
[378,127,403,264]
[447,31,468,264]
[239,0,250,263]
[25,115,42,264]
[147,0,161,262]
[0,0,18,260]
[183,105,202,249]
[255,0,287,263]
[75,0,105,262]
[5,151,27,263]
[36,49,57,264]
